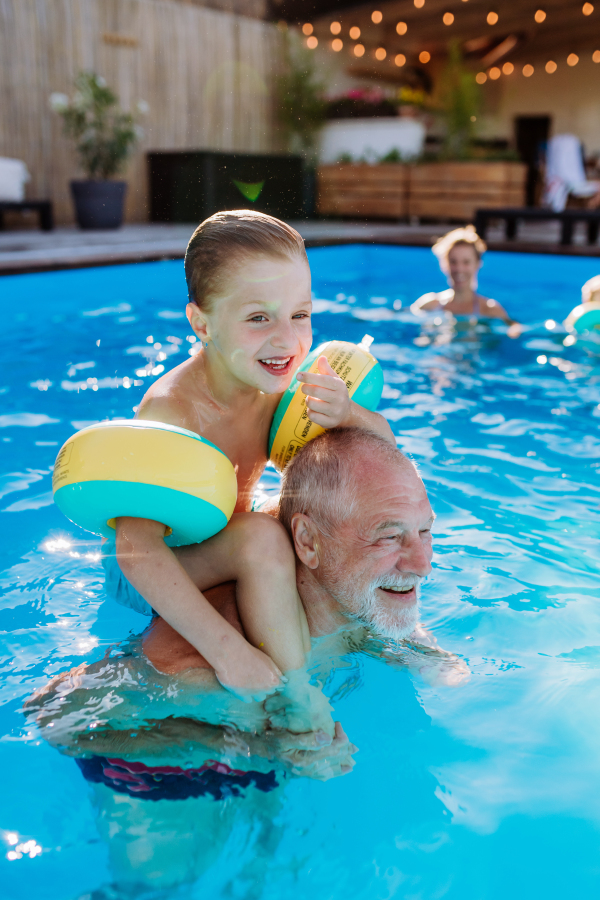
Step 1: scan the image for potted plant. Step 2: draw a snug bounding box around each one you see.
[50,72,148,229]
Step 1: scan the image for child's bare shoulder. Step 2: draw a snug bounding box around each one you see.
[136,355,213,432]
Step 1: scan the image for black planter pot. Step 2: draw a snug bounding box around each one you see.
[70,180,127,229]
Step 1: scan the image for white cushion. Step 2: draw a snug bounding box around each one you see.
[0,157,31,202]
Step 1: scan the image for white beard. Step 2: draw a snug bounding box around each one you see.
[325,568,421,642]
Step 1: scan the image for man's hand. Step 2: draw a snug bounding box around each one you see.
[296,356,351,428]
[263,721,357,781]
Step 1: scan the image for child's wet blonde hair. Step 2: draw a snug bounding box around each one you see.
[581,274,600,305]
[185,209,307,311]
[432,225,487,275]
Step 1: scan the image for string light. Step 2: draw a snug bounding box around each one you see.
[414,0,425,7]
[396,21,408,34]
[545,59,557,72]
[332,38,343,51]
[302,23,313,35]
[487,11,499,24]
[489,66,501,79]
[349,26,361,39]
[523,64,534,76]
[582,2,594,14]
[371,10,383,23]
[395,53,406,66]
[419,50,431,63]
[593,50,600,62]
[443,12,454,24]
[503,61,514,74]
[354,43,365,57]
[307,35,318,49]
[567,53,579,66]
[330,21,341,34]
[375,47,387,60]
[534,9,546,22]
[476,72,487,83]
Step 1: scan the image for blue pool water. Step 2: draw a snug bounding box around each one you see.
[1,244,600,899]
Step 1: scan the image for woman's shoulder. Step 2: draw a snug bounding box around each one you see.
[476,295,505,318]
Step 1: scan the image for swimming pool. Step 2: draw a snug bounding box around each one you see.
[1,244,600,899]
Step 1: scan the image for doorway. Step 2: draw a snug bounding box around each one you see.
[515,116,551,206]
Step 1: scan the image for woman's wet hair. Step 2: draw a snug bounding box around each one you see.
[184,209,307,311]
[432,225,487,275]
[278,427,411,539]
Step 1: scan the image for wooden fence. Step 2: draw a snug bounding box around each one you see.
[0,0,284,223]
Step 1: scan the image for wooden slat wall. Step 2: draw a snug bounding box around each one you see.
[0,0,284,223]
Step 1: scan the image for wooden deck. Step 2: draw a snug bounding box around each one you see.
[0,219,599,276]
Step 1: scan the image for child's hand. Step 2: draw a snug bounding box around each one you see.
[215,644,285,704]
[507,322,522,339]
[264,669,336,737]
[296,356,351,428]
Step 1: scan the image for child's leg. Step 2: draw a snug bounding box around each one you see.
[175,514,334,735]
[175,513,309,673]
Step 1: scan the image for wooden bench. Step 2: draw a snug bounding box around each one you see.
[474,206,600,246]
[0,200,54,231]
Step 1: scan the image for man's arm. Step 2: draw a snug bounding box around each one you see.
[360,627,470,687]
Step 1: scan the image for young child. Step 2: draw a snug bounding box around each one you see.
[106,210,395,729]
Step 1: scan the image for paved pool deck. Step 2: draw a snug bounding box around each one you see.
[1,219,599,274]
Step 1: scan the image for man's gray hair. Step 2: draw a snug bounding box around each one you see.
[278,427,410,537]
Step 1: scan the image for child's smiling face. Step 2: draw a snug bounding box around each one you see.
[187,253,312,393]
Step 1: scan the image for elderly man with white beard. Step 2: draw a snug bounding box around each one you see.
[136,426,467,696]
[25,428,467,891]
[277,426,431,644]
[28,428,467,776]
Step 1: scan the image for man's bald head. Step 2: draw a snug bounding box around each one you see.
[278,427,417,538]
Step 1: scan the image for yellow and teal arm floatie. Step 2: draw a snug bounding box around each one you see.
[268,339,384,471]
[52,420,237,546]
[564,299,600,334]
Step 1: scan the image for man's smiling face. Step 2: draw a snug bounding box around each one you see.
[316,455,434,640]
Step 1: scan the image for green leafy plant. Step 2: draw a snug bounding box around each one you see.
[50,72,148,179]
[439,42,480,160]
[276,31,326,160]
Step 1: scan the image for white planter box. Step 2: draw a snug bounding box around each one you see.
[319,117,425,164]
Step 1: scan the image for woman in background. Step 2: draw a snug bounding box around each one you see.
[411,226,522,338]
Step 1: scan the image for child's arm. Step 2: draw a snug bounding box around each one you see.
[297,356,396,445]
[115,516,285,698]
[117,513,335,735]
